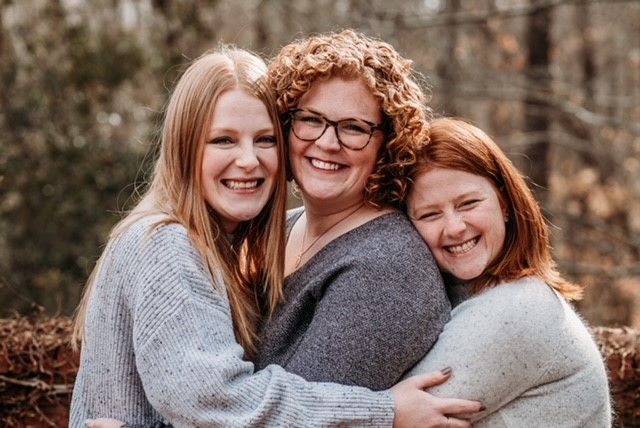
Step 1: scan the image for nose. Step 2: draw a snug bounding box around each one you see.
[443,212,466,237]
[235,144,260,170]
[313,124,342,151]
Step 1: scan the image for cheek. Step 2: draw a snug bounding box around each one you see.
[201,148,220,175]
[287,134,305,155]
[262,149,280,178]
[355,149,380,176]
[413,222,437,248]
[493,221,507,252]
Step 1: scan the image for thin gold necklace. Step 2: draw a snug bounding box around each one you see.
[294,203,365,268]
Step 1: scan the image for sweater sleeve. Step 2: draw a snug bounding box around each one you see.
[279,217,450,391]
[402,278,574,421]
[131,224,395,427]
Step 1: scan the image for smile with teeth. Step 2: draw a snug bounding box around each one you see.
[223,179,262,190]
[310,158,341,171]
[445,237,479,255]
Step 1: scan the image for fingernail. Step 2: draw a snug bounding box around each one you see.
[440,367,452,375]
[480,405,486,411]
[84,420,95,428]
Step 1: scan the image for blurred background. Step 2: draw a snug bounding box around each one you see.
[1,0,638,328]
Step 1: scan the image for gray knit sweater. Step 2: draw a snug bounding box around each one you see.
[256,209,450,391]
[404,276,612,427]
[70,215,396,428]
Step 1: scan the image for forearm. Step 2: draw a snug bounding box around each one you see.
[137,300,395,427]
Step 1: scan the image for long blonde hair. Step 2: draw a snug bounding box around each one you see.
[72,47,287,358]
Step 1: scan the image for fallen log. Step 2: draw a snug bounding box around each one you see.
[0,316,638,427]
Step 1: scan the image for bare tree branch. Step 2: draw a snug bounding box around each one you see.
[448,85,640,134]
[384,0,638,28]
[0,374,73,395]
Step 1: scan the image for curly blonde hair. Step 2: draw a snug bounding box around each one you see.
[268,29,431,207]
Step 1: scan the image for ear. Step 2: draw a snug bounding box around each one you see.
[503,209,510,223]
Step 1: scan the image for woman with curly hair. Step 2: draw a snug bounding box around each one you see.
[254,28,453,399]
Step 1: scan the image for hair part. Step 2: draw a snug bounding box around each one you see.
[410,117,582,301]
[73,46,287,358]
[268,29,431,208]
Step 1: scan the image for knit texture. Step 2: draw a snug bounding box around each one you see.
[256,209,450,390]
[70,215,395,428]
[404,276,612,427]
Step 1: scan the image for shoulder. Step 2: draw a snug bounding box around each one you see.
[472,276,559,312]
[115,216,221,301]
[352,211,429,252]
[114,215,194,257]
[365,213,439,277]
[451,277,569,342]
[337,212,445,298]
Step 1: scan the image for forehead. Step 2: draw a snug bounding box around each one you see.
[210,89,272,127]
[410,168,497,203]
[297,76,381,120]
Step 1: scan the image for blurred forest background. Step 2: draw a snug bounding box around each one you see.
[1,0,639,329]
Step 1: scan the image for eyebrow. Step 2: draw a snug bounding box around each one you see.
[411,190,485,210]
[208,126,275,135]
[296,107,378,124]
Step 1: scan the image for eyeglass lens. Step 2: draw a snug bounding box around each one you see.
[290,110,377,150]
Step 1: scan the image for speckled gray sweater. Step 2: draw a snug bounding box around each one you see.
[70,215,396,428]
[404,276,612,427]
[256,209,450,391]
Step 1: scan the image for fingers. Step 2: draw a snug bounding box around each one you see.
[391,368,485,427]
[405,367,453,390]
[439,397,485,415]
[403,369,485,415]
[85,418,126,428]
[445,416,472,428]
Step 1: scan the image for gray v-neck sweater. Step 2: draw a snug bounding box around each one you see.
[256,208,450,390]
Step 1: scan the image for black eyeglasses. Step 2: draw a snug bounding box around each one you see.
[286,108,386,150]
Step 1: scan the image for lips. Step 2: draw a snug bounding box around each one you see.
[223,179,263,190]
[310,158,342,171]
[445,237,479,255]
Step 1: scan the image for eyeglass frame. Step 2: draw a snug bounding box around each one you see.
[283,108,388,151]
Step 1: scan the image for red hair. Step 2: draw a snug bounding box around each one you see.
[410,118,582,300]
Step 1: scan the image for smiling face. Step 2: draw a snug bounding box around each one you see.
[288,76,385,210]
[408,167,508,283]
[202,89,279,233]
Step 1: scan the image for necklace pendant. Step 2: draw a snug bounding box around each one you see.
[294,253,302,268]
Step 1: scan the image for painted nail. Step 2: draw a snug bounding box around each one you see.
[440,367,452,375]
